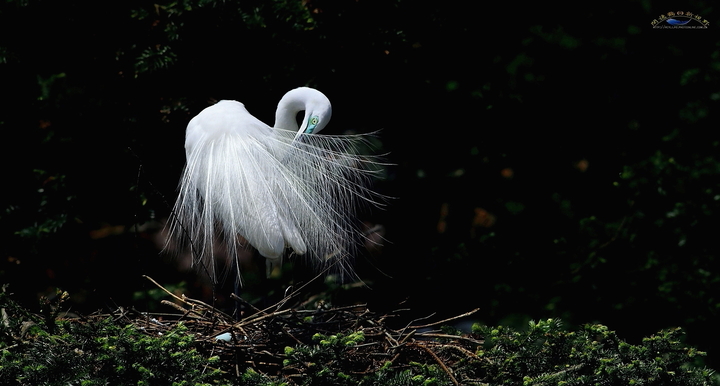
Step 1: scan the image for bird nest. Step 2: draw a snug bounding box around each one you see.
[126,275,484,385]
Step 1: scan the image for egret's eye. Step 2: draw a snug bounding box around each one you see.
[305,116,320,134]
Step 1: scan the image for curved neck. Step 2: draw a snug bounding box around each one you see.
[274,98,305,132]
[273,87,332,135]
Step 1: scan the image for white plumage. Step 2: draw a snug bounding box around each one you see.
[169,87,382,284]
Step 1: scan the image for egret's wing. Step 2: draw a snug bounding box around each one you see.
[170,104,289,283]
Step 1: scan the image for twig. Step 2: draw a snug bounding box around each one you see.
[142,275,187,305]
[415,332,484,345]
[411,342,459,386]
[409,308,479,329]
[159,300,206,319]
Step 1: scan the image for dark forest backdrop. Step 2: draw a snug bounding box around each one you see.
[3,0,720,370]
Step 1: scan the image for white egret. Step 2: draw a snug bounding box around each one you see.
[168,87,383,285]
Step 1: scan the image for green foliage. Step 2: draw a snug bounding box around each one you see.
[126,0,317,78]
[134,45,177,74]
[282,332,369,386]
[0,289,715,385]
[471,319,716,385]
[0,292,227,385]
[5,170,74,247]
[283,331,450,386]
[239,368,287,386]
[360,364,448,386]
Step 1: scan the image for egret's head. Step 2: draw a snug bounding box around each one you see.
[275,87,332,137]
[299,97,332,135]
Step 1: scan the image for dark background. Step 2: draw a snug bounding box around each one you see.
[2,0,720,369]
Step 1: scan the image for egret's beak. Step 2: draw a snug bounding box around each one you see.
[293,115,309,141]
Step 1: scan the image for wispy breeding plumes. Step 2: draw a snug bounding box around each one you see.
[168,87,385,285]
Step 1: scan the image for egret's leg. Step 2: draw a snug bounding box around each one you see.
[266,258,282,278]
[233,277,242,321]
